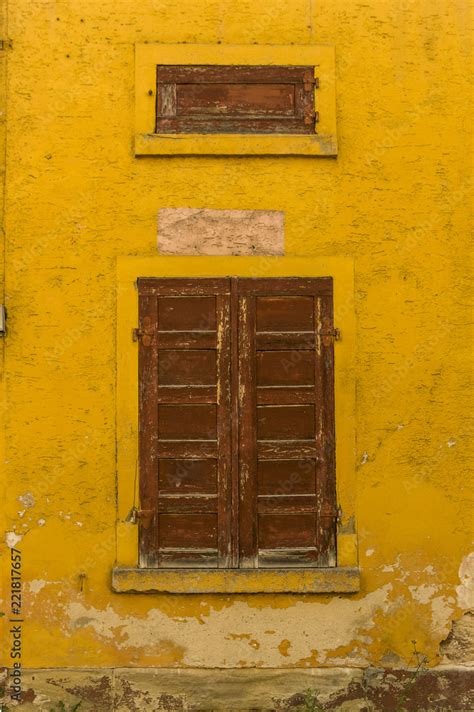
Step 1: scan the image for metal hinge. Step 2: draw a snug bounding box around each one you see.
[125,507,154,527]
[137,509,155,529]
[304,110,320,126]
[320,503,339,521]
[303,72,320,91]
[132,328,145,341]
[0,39,13,51]
[133,315,154,343]
[319,327,341,344]
[132,327,154,344]
[0,305,6,337]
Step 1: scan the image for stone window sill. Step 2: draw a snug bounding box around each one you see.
[112,567,360,594]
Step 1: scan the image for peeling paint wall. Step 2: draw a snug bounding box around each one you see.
[158,208,285,255]
[0,0,473,685]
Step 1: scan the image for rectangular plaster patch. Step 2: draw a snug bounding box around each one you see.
[158,208,285,256]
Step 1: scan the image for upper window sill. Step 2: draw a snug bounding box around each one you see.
[134,133,337,156]
[112,566,360,594]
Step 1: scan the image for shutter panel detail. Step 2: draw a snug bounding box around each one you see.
[237,278,336,568]
[138,277,336,570]
[138,278,232,568]
[156,65,316,135]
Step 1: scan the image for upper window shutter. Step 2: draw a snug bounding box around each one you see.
[156,65,316,135]
[237,278,337,568]
[137,278,232,569]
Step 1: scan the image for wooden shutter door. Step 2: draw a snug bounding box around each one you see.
[238,278,337,568]
[138,278,232,568]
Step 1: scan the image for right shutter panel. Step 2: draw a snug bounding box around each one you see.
[238,278,336,569]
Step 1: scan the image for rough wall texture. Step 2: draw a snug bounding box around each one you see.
[0,0,472,708]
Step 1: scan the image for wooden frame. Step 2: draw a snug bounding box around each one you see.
[113,256,358,594]
[137,277,337,571]
[134,45,337,156]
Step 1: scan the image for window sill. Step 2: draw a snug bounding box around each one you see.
[112,567,360,594]
[134,133,337,157]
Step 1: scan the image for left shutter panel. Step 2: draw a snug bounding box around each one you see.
[138,278,232,569]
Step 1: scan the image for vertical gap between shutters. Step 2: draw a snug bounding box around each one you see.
[230,277,240,567]
[238,291,258,568]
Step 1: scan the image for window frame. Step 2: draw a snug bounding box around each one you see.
[113,256,358,594]
[134,44,337,156]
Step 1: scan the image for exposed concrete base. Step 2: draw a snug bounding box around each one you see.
[1,666,473,711]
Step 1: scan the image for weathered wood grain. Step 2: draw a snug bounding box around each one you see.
[156,65,315,134]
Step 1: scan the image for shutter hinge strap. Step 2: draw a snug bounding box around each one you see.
[320,503,339,521]
[137,509,155,529]
[303,72,320,91]
[125,507,155,527]
[132,327,154,342]
[319,327,341,343]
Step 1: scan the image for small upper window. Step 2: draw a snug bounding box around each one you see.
[155,65,317,135]
[134,44,337,155]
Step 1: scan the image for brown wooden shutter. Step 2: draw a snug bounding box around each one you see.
[238,278,337,568]
[138,276,336,571]
[156,65,316,134]
[138,278,232,568]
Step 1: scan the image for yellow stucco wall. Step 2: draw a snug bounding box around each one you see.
[1,0,472,671]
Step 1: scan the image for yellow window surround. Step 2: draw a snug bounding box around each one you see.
[113,256,358,594]
[134,44,337,157]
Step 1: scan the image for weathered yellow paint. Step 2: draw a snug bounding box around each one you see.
[0,0,472,676]
[135,44,337,155]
